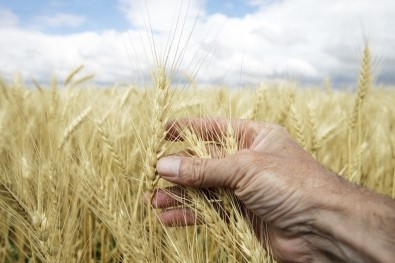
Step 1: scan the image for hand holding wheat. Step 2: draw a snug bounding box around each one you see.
[151,118,395,263]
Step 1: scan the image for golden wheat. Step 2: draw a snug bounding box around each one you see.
[0,43,394,262]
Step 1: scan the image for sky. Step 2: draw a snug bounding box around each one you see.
[0,0,394,87]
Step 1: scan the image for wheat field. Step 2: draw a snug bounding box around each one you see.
[0,44,394,262]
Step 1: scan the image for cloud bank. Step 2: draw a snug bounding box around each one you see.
[31,13,87,29]
[0,0,394,87]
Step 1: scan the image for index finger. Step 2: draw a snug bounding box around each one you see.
[165,118,261,148]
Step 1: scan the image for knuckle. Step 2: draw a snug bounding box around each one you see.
[183,158,207,187]
[228,149,261,188]
[254,122,291,140]
[272,123,289,135]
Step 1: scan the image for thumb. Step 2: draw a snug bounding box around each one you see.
[156,151,253,188]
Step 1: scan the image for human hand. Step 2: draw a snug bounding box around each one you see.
[150,118,395,263]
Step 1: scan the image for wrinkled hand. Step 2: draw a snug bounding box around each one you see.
[148,118,395,263]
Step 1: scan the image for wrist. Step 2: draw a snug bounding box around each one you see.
[313,175,395,263]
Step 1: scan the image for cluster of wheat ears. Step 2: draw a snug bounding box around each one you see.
[0,37,395,263]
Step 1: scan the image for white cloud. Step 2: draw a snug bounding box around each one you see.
[0,27,137,83]
[31,13,86,29]
[0,0,394,86]
[0,8,19,28]
[194,0,395,84]
[119,0,206,32]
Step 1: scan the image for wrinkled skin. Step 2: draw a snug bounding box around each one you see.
[147,118,395,263]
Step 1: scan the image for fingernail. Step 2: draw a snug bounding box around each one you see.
[157,156,181,178]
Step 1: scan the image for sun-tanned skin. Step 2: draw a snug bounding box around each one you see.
[148,118,395,263]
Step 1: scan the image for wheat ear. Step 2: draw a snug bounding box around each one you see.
[70,74,95,89]
[307,103,318,156]
[290,106,307,149]
[144,67,171,192]
[248,86,267,120]
[50,75,59,119]
[277,88,295,125]
[120,87,137,108]
[348,43,371,181]
[132,68,171,219]
[95,119,126,174]
[64,65,84,86]
[135,67,172,257]
[58,107,91,150]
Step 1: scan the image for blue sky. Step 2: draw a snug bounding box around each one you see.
[1,0,258,32]
[0,0,394,86]
[0,0,130,32]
